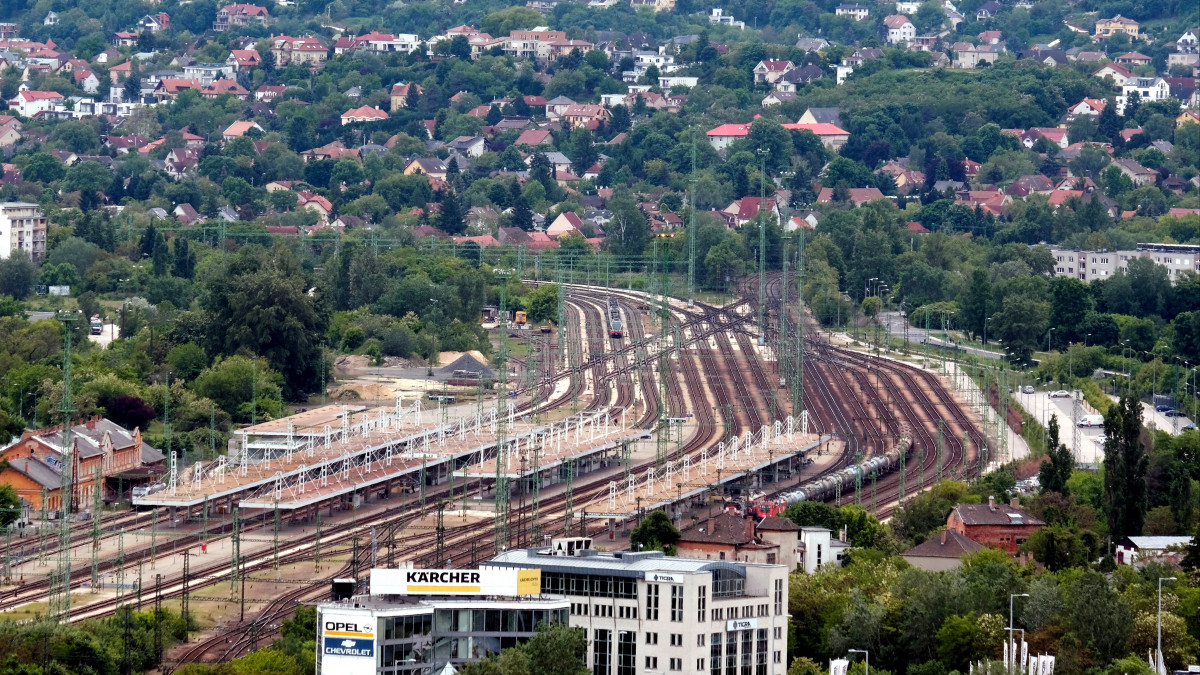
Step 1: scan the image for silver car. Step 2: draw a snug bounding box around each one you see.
[1049,390,1071,398]
[1021,386,1034,394]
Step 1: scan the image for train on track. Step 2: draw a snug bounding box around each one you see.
[607,297,624,338]
[750,436,912,514]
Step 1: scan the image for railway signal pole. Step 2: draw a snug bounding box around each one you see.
[494,268,514,553]
[688,131,697,304]
[51,310,79,622]
[757,149,767,340]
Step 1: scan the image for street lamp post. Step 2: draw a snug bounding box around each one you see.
[1009,593,1029,673]
[1047,327,1055,354]
[1160,576,1177,671]
[848,649,868,675]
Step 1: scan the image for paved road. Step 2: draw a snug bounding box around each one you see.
[88,322,117,348]
[1013,389,1106,464]
[879,312,1004,360]
[1108,394,1195,434]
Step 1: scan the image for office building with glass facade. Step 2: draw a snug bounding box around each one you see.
[486,538,789,675]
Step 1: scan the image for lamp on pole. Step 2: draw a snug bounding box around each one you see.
[1047,327,1055,354]
[848,649,868,675]
[1009,593,1029,672]
[1160,576,1177,671]
[984,316,990,348]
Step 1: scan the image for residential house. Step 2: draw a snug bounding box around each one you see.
[43,12,57,26]
[108,60,133,85]
[795,37,829,52]
[720,197,780,227]
[138,13,170,33]
[883,15,915,44]
[0,416,165,510]
[1067,98,1107,116]
[201,79,249,99]
[174,203,200,225]
[73,69,100,93]
[1120,77,1171,113]
[226,49,261,71]
[978,30,1003,44]
[255,84,285,101]
[1112,158,1157,185]
[8,90,63,117]
[1178,28,1199,53]
[0,202,47,260]
[335,32,420,54]
[514,129,553,147]
[710,9,746,29]
[152,78,201,101]
[953,42,1001,68]
[183,61,235,85]
[1023,127,1069,149]
[404,158,448,180]
[1094,62,1134,87]
[675,513,785,566]
[975,1,1001,20]
[504,28,567,61]
[0,117,21,148]
[1115,536,1191,566]
[0,24,18,40]
[296,190,333,220]
[774,65,824,92]
[390,82,423,109]
[545,95,576,119]
[835,3,870,20]
[788,210,820,230]
[341,105,388,125]
[301,140,358,162]
[214,4,270,32]
[562,104,610,129]
[762,91,798,107]
[798,107,841,125]
[270,36,328,68]
[1095,15,1139,39]
[1021,48,1068,66]
[816,187,885,205]
[447,136,486,158]
[753,59,795,84]
[946,496,1045,555]
[112,31,139,48]
[901,529,984,571]
[1115,51,1151,67]
[547,211,584,238]
[222,120,263,141]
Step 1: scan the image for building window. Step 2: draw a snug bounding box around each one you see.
[713,608,723,622]
[671,634,683,647]
[698,586,707,622]
[671,585,684,622]
[698,635,706,648]
[773,627,782,640]
[617,632,636,675]
[647,633,659,645]
[726,632,738,675]
[647,657,659,670]
[619,605,638,620]
[670,659,683,671]
[756,629,768,675]
[774,652,782,665]
[594,629,612,675]
[699,659,707,671]
[710,634,722,675]
[774,580,783,615]
[646,585,660,621]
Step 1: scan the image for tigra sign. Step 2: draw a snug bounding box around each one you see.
[370,568,542,596]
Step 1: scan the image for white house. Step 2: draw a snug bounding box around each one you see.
[1119,77,1172,113]
[7,90,63,117]
[883,15,915,44]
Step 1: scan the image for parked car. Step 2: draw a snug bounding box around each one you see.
[1021,386,1034,394]
[1155,404,1175,412]
[1049,390,1071,398]
[1183,423,1197,431]
[1165,410,1187,417]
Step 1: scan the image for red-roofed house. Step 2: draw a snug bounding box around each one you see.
[222,120,263,141]
[816,187,886,205]
[905,221,931,234]
[720,197,780,227]
[562,104,610,129]
[8,90,63,117]
[202,79,250,99]
[390,82,423,109]
[547,211,584,238]
[73,69,100,93]
[152,78,201,101]
[214,4,270,31]
[883,15,915,44]
[270,36,327,67]
[708,121,851,151]
[341,106,389,125]
[1094,63,1133,86]
[1046,190,1084,209]
[226,49,262,71]
[1069,98,1107,116]
[514,129,553,147]
[753,60,795,84]
[1023,127,1069,149]
[112,31,138,47]
[1114,51,1151,66]
[256,84,285,101]
[296,190,333,220]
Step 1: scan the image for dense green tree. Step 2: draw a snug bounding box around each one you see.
[1039,415,1074,496]
[1102,394,1149,540]
[630,510,681,553]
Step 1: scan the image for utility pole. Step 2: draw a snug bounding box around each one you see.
[795,231,805,415]
[757,149,767,339]
[688,130,697,304]
[52,310,79,622]
[493,268,513,553]
[90,465,101,592]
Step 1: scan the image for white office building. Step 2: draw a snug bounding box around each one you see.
[0,202,47,260]
[1046,243,1200,283]
[487,537,790,675]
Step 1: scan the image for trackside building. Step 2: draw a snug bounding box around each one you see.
[487,537,790,675]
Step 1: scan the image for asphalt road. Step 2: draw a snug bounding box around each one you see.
[879,312,1005,360]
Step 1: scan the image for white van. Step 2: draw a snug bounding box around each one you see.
[1078,414,1104,428]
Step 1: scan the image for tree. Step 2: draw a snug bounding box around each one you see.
[485,104,503,126]
[1097,98,1121,142]
[959,270,991,342]
[0,251,37,299]
[450,34,472,60]
[1103,393,1149,540]
[1022,524,1093,570]
[192,355,284,422]
[151,231,169,277]
[630,510,680,553]
[1049,276,1092,343]
[525,284,559,324]
[173,238,195,279]
[1124,90,1142,121]
[1038,415,1074,495]
[511,191,533,231]
[607,192,650,256]
[167,342,209,381]
[406,82,420,109]
[439,188,465,235]
[991,294,1049,365]
[1063,569,1133,663]
[23,152,65,183]
[568,128,597,177]
[0,484,18,526]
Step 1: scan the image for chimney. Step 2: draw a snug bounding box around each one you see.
[940,529,947,545]
[85,417,97,430]
[988,495,996,510]
[838,526,847,542]
[1010,498,1020,509]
